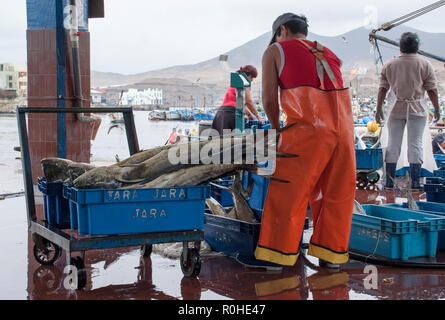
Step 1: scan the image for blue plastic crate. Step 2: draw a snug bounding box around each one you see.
[242,171,269,220]
[434,169,445,179]
[204,213,309,258]
[37,177,70,227]
[240,171,310,220]
[384,201,445,250]
[244,120,282,131]
[395,167,434,178]
[424,177,445,203]
[349,205,445,260]
[210,178,234,207]
[62,183,78,230]
[435,154,445,169]
[204,213,260,258]
[245,120,265,130]
[355,148,383,170]
[66,186,210,236]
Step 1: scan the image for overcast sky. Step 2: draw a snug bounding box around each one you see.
[1,0,444,74]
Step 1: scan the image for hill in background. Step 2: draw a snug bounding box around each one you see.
[93,26,445,107]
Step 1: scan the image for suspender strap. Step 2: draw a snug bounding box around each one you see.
[296,39,341,90]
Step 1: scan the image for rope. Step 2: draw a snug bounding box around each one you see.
[379,1,445,31]
[364,229,383,262]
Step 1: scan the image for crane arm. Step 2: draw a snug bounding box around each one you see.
[369,33,445,63]
[369,0,445,65]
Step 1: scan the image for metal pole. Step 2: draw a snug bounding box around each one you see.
[369,33,445,63]
[56,0,67,158]
[16,108,36,226]
[68,0,97,124]
[123,111,140,155]
[235,88,245,131]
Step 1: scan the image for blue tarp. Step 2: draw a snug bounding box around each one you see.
[27,0,89,32]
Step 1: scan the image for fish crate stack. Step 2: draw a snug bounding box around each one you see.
[63,185,209,236]
[348,205,445,260]
[20,107,216,289]
[355,148,383,188]
[40,179,210,236]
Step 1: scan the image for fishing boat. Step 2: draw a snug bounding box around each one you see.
[180,109,194,121]
[165,110,182,121]
[148,110,166,121]
[193,109,214,121]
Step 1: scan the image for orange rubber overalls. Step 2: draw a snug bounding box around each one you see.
[255,40,356,266]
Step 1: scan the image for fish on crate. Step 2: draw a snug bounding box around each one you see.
[206,197,237,220]
[72,127,297,190]
[41,124,298,192]
[40,158,95,183]
[205,171,261,224]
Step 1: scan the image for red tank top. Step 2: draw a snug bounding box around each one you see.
[275,39,344,90]
[222,86,236,107]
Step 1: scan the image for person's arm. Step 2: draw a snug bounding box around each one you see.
[244,88,263,123]
[375,87,388,124]
[376,87,388,109]
[376,64,390,124]
[424,62,440,121]
[262,45,280,130]
[427,89,440,121]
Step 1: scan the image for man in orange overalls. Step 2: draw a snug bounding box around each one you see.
[250,13,356,269]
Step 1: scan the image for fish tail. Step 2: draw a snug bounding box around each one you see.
[261,176,291,183]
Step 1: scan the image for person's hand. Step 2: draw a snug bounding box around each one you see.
[257,115,265,125]
[375,107,384,125]
[434,107,441,122]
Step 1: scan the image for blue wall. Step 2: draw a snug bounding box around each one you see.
[27,0,89,32]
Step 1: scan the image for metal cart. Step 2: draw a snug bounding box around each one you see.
[17,107,204,290]
[355,148,384,189]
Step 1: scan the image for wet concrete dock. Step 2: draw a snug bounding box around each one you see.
[2,182,445,300]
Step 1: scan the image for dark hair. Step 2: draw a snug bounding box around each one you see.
[276,15,309,37]
[237,65,258,78]
[400,32,420,54]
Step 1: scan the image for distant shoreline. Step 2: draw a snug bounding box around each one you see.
[0,111,16,117]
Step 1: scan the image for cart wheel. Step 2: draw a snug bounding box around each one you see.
[368,172,381,185]
[140,244,153,257]
[180,248,201,277]
[356,174,369,189]
[33,242,62,265]
[71,256,87,290]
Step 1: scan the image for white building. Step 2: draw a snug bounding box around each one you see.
[91,89,105,104]
[121,88,163,106]
[0,63,18,91]
[0,63,27,97]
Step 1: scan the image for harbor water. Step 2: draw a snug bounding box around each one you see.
[0,111,196,194]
